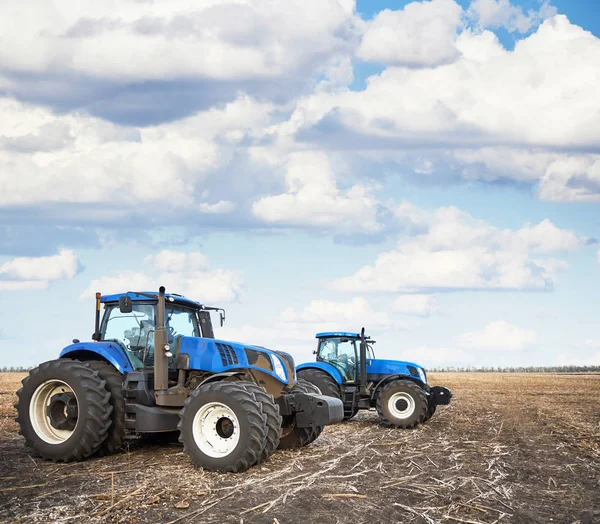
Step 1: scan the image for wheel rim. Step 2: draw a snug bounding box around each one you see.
[387,392,415,420]
[192,402,240,458]
[29,379,79,444]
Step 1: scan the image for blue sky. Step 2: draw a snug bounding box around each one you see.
[0,0,599,369]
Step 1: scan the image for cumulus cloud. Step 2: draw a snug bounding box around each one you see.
[281,297,392,329]
[357,0,463,67]
[0,249,79,290]
[468,0,556,34]
[0,0,360,121]
[80,250,243,303]
[392,295,438,316]
[331,206,581,293]
[458,320,537,350]
[252,152,382,234]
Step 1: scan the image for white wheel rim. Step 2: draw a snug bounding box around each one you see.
[388,392,415,420]
[29,379,79,444]
[192,402,240,458]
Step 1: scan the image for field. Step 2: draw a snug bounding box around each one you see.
[1,372,599,524]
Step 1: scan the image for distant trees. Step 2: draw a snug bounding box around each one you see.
[429,365,600,373]
[0,366,34,372]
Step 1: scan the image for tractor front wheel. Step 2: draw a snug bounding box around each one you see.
[178,381,267,473]
[241,382,282,464]
[376,380,428,429]
[15,359,113,462]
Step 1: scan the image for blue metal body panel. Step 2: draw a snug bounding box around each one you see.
[366,359,426,385]
[101,292,201,308]
[315,332,360,339]
[296,362,344,385]
[179,337,288,383]
[60,342,135,374]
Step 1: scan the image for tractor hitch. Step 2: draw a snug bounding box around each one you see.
[430,386,452,406]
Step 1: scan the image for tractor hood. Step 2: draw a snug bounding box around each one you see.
[367,358,427,384]
[178,336,295,385]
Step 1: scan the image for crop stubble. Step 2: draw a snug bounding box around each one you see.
[0,372,598,523]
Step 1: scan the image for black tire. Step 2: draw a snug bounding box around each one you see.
[242,382,282,464]
[278,379,324,450]
[83,360,126,456]
[423,400,436,422]
[178,381,267,473]
[345,407,359,420]
[376,380,427,429]
[15,359,113,462]
[297,369,342,400]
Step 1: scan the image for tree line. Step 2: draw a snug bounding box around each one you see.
[428,365,600,373]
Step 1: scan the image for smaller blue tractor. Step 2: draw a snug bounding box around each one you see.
[15,287,343,473]
[297,329,452,428]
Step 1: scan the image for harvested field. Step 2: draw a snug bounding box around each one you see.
[0,372,599,524]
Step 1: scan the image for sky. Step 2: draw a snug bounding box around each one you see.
[0,0,599,369]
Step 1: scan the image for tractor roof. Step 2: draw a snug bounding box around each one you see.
[100,292,202,308]
[315,332,360,339]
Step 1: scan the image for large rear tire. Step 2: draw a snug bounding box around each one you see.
[278,379,324,449]
[376,380,427,429]
[242,382,282,464]
[178,381,267,473]
[15,359,113,462]
[83,360,126,456]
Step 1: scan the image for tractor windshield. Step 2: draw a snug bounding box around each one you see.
[100,302,200,369]
[317,337,359,383]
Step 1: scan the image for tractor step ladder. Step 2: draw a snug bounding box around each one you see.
[343,386,358,418]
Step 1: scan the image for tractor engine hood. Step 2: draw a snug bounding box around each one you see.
[367,358,428,384]
[178,337,295,385]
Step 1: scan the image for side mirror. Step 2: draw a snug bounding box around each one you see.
[119,296,133,313]
[219,312,225,327]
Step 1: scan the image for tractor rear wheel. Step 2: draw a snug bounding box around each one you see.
[297,369,341,400]
[278,379,324,449]
[241,382,282,464]
[83,360,126,456]
[376,380,427,429]
[178,381,267,473]
[15,359,113,462]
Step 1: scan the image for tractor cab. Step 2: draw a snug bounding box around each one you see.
[315,332,373,383]
[97,292,215,370]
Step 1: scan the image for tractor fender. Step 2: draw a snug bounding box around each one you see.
[296,362,343,385]
[197,371,246,388]
[60,342,133,374]
[371,374,429,399]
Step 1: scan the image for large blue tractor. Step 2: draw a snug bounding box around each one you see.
[15,287,343,472]
[297,329,452,428]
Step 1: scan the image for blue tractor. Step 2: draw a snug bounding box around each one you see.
[297,329,452,428]
[15,287,343,472]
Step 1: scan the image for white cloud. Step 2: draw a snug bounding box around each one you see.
[0,96,271,208]
[468,0,556,34]
[398,346,473,366]
[357,0,463,67]
[281,297,393,329]
[0,249,79,290]
[332,206,580,293]
[0,0,358,84]
[555,351,600,366]
[458,320,537,350]
[293,15,600,151]
[392,294,438,316]
[81,250,243,303]
[252,151,382,234]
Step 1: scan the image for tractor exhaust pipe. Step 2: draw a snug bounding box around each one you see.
[154,286,169,396]
[359,327,367,395]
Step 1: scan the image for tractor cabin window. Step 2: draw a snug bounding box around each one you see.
[317,337,359,383]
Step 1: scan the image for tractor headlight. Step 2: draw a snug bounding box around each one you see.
[270,354,287,382]
[418,368,427,384]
